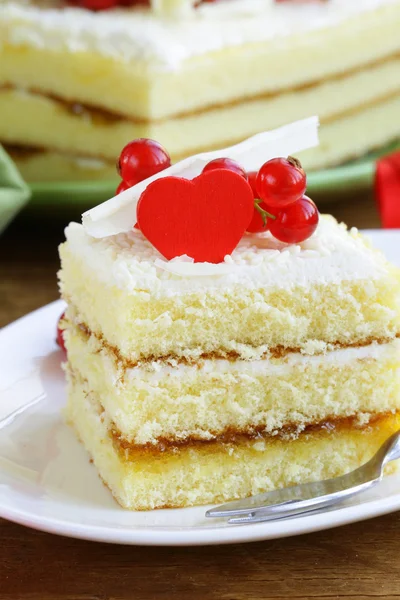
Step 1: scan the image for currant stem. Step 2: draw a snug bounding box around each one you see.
[287,155,303,170]
[254,199,276,226]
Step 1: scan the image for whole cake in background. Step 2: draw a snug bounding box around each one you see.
[58,119,400,511]
[1,0,400,183]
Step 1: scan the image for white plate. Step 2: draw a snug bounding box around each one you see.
[1,229,400,546]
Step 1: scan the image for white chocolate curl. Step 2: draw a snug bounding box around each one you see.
[82,116,319,239]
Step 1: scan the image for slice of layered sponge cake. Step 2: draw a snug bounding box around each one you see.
[59,214,400,510]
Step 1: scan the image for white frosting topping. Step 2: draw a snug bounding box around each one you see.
[82,116,319,238]
[125,339,400,382]
[64,215,391,297]
[1,0,397,69]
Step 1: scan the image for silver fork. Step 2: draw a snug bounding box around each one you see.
[206,428,400,525]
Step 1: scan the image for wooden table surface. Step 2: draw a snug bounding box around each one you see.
[2,190,400,600]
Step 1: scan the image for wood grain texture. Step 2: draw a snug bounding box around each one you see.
[1,192,395,600]
[2,513,400,600]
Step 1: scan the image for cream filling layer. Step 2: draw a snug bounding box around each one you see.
[126,338,400,383]
[65,327,400,446]
[1,0,399,69]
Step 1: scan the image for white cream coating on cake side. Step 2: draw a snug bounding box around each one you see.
[63,216,391,297]
[1,0,398,69]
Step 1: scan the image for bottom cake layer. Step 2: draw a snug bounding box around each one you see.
[66,379,400,511]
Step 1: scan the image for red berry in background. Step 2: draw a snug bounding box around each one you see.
[56,311,67,353]
[202,158,247,180]
[256,156,306,209]
[269,195,319,244]
[119,0,150,5]
[116,180,130,195]
[68,0,118,9]
[118,139,171,187]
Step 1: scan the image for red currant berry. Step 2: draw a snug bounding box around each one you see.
[256,156,306,209]
[246,204,270,233]
[269,195,319,244]
[116,180,130,195]
[56,311,67,353]
[202,158,247,179]
[247,170,258,197]
[245,171,269,233]
[118,139,171,187]
[70,0,118,10]
[119,0,150,5]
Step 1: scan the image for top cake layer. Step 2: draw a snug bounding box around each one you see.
[59,216,400,362]
[64,216,391,296]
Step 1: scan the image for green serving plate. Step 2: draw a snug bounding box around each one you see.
[27,140,400,214]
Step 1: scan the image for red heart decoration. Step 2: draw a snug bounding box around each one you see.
[137,169,254,263]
